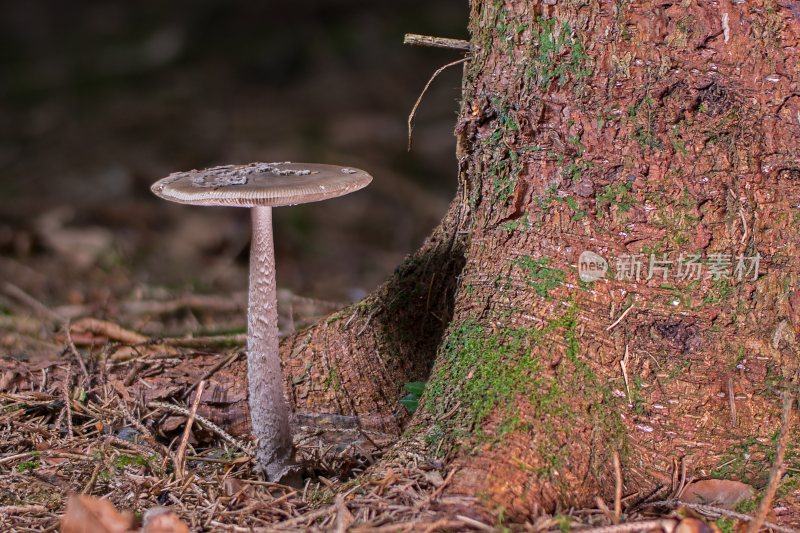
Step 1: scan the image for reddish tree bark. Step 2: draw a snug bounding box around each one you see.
[275,0,800,520]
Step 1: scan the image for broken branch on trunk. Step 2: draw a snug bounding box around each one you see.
[403,34,472,52]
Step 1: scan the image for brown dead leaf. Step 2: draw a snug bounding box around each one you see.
[223,477,252,498]
[223,477,243,496]
[109,378,134,403]
[60,495,135,533]
[680,479,754,509]
[70,318,149,344]
[160,415,185,433]
[141,507,189,533]
[676,517,718,533]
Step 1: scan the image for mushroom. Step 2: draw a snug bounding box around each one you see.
[151,162,372,481]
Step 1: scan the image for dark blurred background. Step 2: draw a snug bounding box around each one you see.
[0,1,467,311]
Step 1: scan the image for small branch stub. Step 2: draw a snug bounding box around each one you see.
[404,33,472,52]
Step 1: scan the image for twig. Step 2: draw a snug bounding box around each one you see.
[105,434,159,457]
[64,321,91,385]
[574,519,676,533]
[620,345,633,409]
[356,304,384,336]
[69,317,243,351]
[613,451,623,523]
[82,462,102,494]
[739,206,749,244]
[675,457,688,499]
[175,380,206,479]
[0,451,36,465]
[116,395,174,459]
[403,33,472,52]
[0,505,48,514]
[352,519,479,533]
[607,303,634,331]
[413,467,457,510]
[746,392,794,533]
[122,360,147,387]
[239,479,295,489]
[356,425,384,453]
[61,368,73,439]
[728,377,737,427]
[148,400,250,454]
[263,504,336,530]
[185,455,247,464]
[1,282,63,322]
[407,57,468,151]
[454,515,493,531]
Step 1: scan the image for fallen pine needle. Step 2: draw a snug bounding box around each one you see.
[175,379,206,479]
[574,519,677,533]
[607,303,634,332]
[413,467,456,510]
[0,504,48,514]
[148,400,251,454]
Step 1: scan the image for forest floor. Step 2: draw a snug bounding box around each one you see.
[1,249,800,532]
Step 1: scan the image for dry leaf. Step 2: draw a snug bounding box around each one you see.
[160,415,186,433]
[676,517,718,533]
[141,507,189,533]
[69,318,148,345]
[109,378,134,403]
[680,479,754,509]
[222,477,254,503]
[223,477,243,496]
[60,495,134,533]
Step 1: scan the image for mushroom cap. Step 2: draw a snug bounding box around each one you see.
[150,162,372,207]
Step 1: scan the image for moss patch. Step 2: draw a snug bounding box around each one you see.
[511,256,566,298]
[712,430,800,487]
[425,303,626,475]
[524,17,592,90]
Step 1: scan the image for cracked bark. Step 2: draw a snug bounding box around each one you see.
[218,0,800,520]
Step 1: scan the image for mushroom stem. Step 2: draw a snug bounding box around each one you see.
[247,205,295,481]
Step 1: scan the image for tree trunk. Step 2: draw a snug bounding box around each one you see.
[279,0,800,520]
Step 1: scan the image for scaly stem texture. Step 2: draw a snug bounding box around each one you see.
[248,206,294,481]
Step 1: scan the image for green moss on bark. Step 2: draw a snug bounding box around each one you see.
[424,302,627,475]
